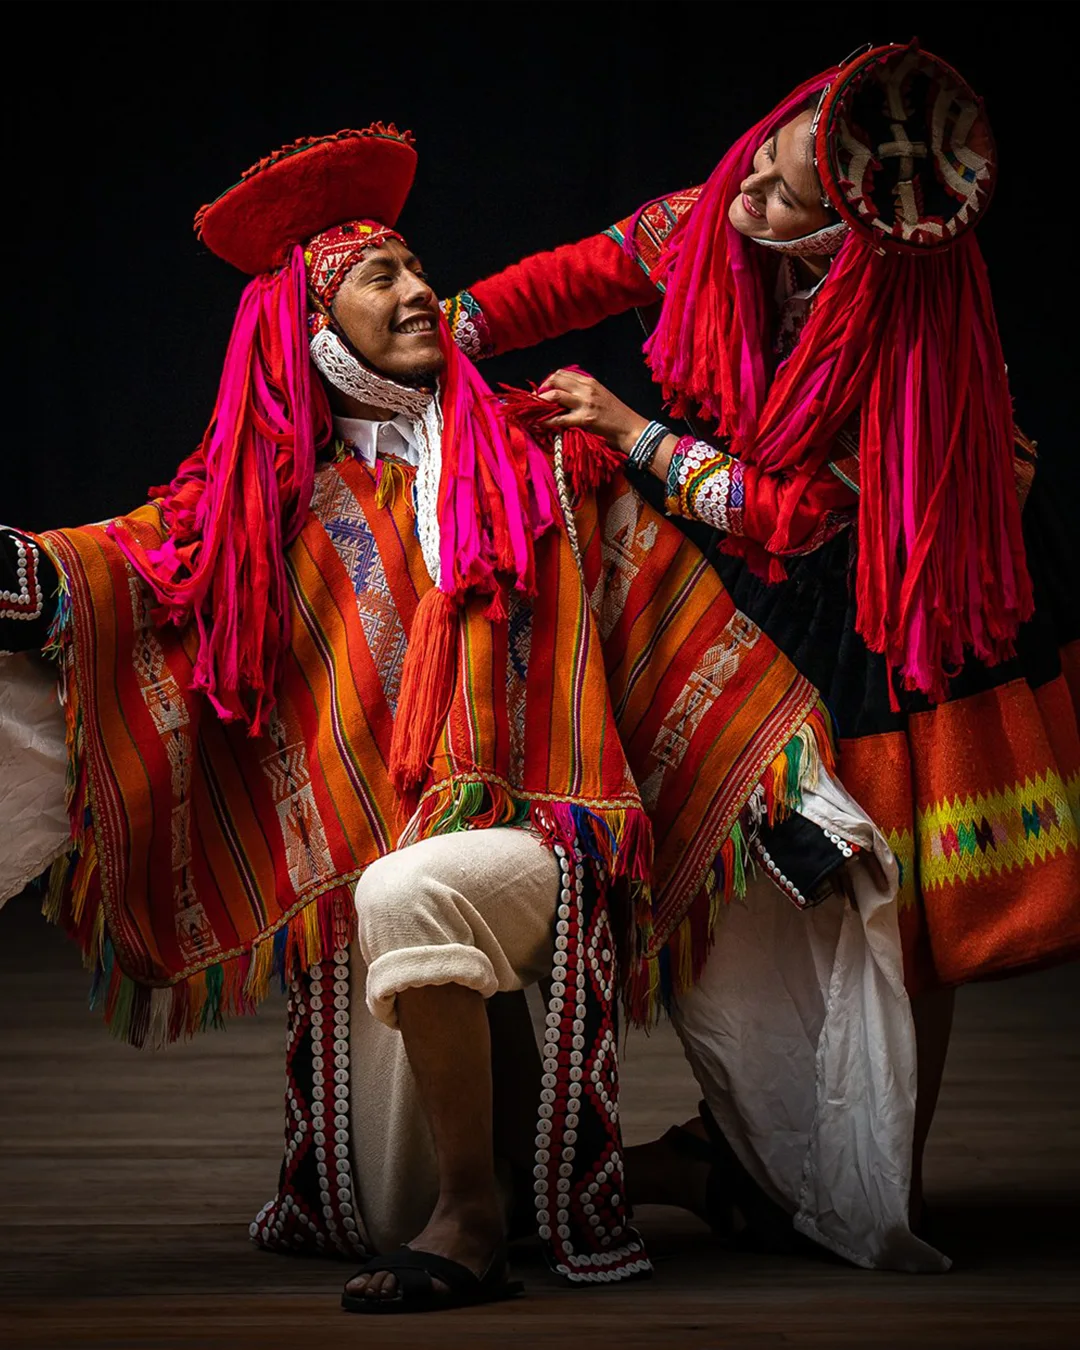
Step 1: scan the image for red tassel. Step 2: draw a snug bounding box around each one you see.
[560,425,624,495]
[483,587,508,622]
[389,589,460,795]
[499,379,625,496]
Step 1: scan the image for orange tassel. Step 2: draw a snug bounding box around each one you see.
[389,589,460,794]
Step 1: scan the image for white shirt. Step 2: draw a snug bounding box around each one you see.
[333,414,420,469]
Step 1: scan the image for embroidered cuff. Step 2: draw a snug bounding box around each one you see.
[1,525,61,654]
[667,440,745,534]
[441,289,493,361]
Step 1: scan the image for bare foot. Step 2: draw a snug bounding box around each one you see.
[345,1196,505,1302]
[624,1118,733,1231]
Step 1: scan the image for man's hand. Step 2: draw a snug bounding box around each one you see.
[537,369,649,456]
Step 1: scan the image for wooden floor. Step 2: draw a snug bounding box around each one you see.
[1,895,1078,1350]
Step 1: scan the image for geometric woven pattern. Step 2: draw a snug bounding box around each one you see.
[883,827,917,911]
[251,952,369,1262]
[917,771,1080,891]
[819,44,996,252]
[532,850,652,1284]
[604,187,702,290]
[313,469,409,715]
[676,442,744,536]
[304,221,402,309]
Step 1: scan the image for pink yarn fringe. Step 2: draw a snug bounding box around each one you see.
[436,319,559,600]
[109,246,331,733]
[640,68,1032,701]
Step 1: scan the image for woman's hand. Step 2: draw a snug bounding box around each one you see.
[537,369,649,456]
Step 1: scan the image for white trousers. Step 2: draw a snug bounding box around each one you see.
[347,827,557,1252]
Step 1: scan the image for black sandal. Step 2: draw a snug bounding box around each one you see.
[341,1245,524,1315]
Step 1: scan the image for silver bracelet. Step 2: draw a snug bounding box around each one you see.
[627,420,670,472]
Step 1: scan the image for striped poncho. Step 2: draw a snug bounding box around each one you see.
[40,446,830,1044]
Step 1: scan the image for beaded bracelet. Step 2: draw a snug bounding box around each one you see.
[627,420,671,472]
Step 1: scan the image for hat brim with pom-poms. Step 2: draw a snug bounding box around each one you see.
[195,124,417,275]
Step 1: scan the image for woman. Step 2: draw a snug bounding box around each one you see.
[443,41,1080,1231]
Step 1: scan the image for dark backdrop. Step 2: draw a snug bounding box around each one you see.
[5,1,1072,531]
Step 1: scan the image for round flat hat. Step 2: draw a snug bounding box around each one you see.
[815,42,996,253]
[195,123,417,275]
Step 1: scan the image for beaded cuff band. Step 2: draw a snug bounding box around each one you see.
[664,435,696,513]
[627,420,670,472]
[0,528,45,623]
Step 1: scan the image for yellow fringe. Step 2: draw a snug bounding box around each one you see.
[301,900,323,967]
[243,937,275,1003]
[42,854,67,925]
[68,833,98,929]
[375,459,409,510]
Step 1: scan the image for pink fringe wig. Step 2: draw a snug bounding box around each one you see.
[641,67,1032,702]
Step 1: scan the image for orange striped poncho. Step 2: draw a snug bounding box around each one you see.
[40,449,831,1043]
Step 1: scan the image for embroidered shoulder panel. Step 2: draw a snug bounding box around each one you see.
[604,186,702,290]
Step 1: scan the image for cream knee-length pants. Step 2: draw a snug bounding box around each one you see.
[347,827,558,1253]
[346,779,948,1272]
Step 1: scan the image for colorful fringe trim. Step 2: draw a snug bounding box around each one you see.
[41,756,654,1048]
[625,699,836,1025]
[43,830,361,1048]
[406,772,654,888]
[39,563,832,1047]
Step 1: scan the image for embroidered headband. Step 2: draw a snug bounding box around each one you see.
[304,220,405,315]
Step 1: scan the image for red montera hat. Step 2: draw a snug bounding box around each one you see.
[194,124,417,274]
[814,43,996,253]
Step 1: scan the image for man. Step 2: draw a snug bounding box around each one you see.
[0,122,939,1316]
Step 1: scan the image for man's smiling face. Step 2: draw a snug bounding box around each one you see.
[331,238,444,383]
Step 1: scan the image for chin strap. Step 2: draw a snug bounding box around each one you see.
[309,326,433,419]
[750,220,850,257]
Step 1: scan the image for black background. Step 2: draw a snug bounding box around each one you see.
[5,1,1072,531]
